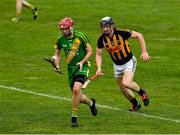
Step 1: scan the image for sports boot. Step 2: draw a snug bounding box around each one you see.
[90,98,97,116]
[129,102,141,112]
[32,7,38,20]
[71,117,78,127]
[141,93,150,106]
[12,17,20,22]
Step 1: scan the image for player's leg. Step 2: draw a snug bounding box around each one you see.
[114,58,141,111]
[116,76,134,99]
[116,77,141,111]
[80,94,97,116]
[22,0,38,19]
[79,64,98,116]
[73,72,97,116]
[122,62,150,106]
[71,81,82,127]
[22,0,33,9]
[122,71,140,92]
[77,64,97,116]
[12,0,22,22]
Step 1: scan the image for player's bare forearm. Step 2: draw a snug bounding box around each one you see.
[138,34,147,53]
[55,49,60,68]
[81,43,93,64]
[131,31,147,53]
[55,56,60,68]
[131,31,150,62]
[96,55,102,70]
[96,48,103,70]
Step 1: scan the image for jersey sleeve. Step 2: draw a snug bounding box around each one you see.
[54,38,62,50]
[97,36,104,49]
[119,29,132,40]
[80,33,90,48]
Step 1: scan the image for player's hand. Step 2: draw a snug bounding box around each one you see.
[77,61,84,72]
[43,57,63,74]
[96,68,104,76]
[140,51,150,62]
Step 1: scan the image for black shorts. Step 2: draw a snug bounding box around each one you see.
[70,74,87,90]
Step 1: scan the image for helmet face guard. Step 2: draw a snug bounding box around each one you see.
[59,17,74,36]
[100,16,114,35]
[100,16,114,28]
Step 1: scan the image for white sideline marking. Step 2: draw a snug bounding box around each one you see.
[150,38,180,41]
[0,84,180,124]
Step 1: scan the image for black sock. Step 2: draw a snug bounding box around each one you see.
[138,88,145,96]
[130,98,138,106]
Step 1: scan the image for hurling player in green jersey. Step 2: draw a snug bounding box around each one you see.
[53,17,97,127]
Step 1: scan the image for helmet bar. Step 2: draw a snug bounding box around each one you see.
[100,16,114,27]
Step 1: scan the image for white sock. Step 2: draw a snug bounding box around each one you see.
[90,100,93,106]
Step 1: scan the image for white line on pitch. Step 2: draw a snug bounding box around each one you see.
[0,84,180,124]
[150,38,180,41]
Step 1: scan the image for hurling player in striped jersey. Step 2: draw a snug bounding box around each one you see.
[96,16,150,112]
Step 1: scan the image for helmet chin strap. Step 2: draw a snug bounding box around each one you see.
[104,32,110,36]
[104,26,114,37]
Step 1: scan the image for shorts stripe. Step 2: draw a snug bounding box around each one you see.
[132,56,137,72]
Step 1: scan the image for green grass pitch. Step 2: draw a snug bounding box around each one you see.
[0,0,180,134]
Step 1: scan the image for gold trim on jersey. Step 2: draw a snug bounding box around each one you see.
[125,40,130,53]
[66,38,81,64]
[103,34,131,61]
[54,44,57,49]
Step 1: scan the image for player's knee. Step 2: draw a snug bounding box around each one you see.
[79,94,86,103]
[122,80,131,88]
[73,87,80,96]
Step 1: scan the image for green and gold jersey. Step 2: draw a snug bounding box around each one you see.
[55,30,90,66]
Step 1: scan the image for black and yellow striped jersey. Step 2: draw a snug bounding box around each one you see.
[97,28,133,65]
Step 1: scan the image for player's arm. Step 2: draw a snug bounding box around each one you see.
[54,48,60,69]
[131,31,150,62]
[95,47,103,76]
[54,47,63,74]
[82,43,93,64]
[77,43,92,71]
